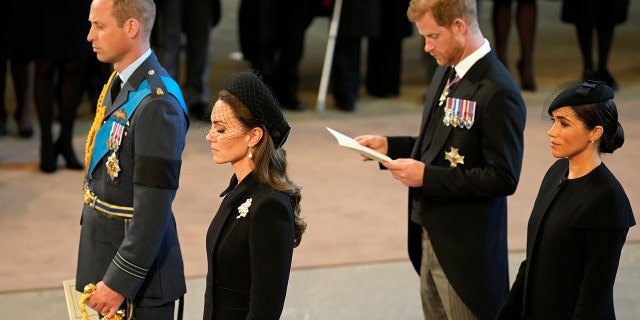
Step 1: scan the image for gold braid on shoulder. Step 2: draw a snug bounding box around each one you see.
[83,71,117,189]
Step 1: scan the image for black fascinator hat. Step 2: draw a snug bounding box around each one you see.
[220,70,291,148]
[547,79,614,115]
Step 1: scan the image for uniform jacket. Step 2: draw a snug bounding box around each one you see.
[497,159,635,319]
[386,51,527,320]
[76,52,189,307]
[203,172,295,320]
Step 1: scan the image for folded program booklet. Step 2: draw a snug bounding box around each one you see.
[326,127,392,162]
[63,279,99,320]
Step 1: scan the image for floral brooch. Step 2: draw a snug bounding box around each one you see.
[236,198,252,219]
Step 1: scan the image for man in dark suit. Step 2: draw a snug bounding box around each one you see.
[76,0,189,319]
[356,0,526,319]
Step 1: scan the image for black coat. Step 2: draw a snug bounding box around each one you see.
[203,173,295,320]
[386,50,527,320]
[497,159,635,319]
[561,0,629,26]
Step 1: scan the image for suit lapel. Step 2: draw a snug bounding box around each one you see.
[413,66,450,159]
[105,55,155,117]
[420,55,493,164]
[208,174,255,255]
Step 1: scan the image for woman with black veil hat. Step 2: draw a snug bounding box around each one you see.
[496,80,635,319]
[202,70,306,319]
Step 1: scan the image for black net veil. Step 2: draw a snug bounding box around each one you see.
[541,79,615,121]
[541,80,583,121]
[201,70,291,148]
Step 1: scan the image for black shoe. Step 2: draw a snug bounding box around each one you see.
[583,68,595,81]
[55,140,83,170]
[40,144,57,173]
[280,100,307,112]
[517,60,536,92]
[15,113,33,138]
[336,103,356,112]
[595,69,619,91]
[18,127,34,138]
[367,89,399,98]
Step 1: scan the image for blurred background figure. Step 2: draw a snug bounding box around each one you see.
[32,0,91,173]
[238,0,317,111]
[491,0,537,91]
[152,0,222,120]
[1,1,34,139]
[1,61,34,139]
[365,0,413,99]
[560,0,629,91]
[329,0,382,112]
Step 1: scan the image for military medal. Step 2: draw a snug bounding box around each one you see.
[464,100,476,129]
[443,107,452,126]
[105,109,127,180]
[443,97,476,129]
[459,101,467,129]
[451,99,460,128]
[444,146,464,167]
[438,85,450,106]
[438,70,461,106]
[106,152,121,180]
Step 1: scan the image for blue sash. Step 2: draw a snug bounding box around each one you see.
[88,76,187,181]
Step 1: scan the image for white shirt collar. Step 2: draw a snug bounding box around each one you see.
[452,39,491,79]
[116,49,152,85]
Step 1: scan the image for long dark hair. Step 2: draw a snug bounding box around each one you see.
[219,90,306,247]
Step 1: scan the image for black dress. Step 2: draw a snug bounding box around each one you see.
[34,0,92,59]
[561,0,629,26]
[497,159,636,319]
[203,173,295,319]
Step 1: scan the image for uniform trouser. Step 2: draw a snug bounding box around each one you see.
[130,301,176,320]
[420,228,477,320]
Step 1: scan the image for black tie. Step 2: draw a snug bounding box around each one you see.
[448,68,460,89]
[424,67,456,150]
[111,75,122,102]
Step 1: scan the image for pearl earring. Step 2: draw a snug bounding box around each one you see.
[248,147,253,159]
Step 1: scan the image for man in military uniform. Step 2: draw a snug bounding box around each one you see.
[76,0,189,319]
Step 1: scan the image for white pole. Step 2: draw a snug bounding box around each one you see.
[316,0,343,112]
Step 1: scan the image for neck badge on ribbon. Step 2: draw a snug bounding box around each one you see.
[106,109,128,180]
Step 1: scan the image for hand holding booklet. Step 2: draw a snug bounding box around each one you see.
[63,278,99,320]
[326,127,392,162]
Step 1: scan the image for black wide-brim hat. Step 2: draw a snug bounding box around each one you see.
[220,70,291,148]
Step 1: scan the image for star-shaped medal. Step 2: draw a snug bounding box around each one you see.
[106,151,121,180]
[444,147,464,167]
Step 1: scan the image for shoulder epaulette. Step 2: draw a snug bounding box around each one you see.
[144,70,168,97]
